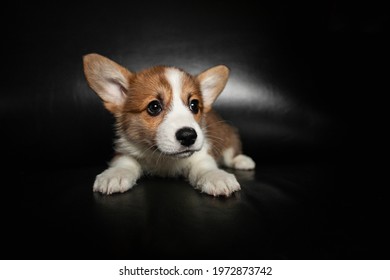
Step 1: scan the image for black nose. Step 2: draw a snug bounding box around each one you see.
[176,127,197,147]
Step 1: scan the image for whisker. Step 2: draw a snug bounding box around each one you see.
[204,134,225,142]
[138,144,158,158]
[202,120,228,130]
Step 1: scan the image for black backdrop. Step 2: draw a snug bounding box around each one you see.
[1,1,388,259]
[3,1,339,167]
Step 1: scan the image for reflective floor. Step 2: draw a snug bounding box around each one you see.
[4,161,380,260]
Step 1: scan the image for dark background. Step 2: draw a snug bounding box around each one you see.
[1,1,388,259]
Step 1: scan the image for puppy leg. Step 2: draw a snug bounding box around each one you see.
[222,147,256,170]
[93,154,142,195]
[205,111,255,171]
[187,150,240,197]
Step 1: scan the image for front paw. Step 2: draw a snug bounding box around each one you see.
[196,169,240,197]
[93,167,137,195]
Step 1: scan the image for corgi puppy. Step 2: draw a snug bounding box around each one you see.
[83,53,255,197]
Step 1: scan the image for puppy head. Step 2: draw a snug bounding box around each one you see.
[83,53,229,158]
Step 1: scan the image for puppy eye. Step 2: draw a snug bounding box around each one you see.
[189,99,199,114]
[147,100,162,116]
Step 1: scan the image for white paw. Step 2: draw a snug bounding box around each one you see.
[233,154,256,170]
[93,167,137,195]
[196,169,241,197]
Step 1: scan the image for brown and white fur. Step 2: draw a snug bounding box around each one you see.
[83,53,255,197]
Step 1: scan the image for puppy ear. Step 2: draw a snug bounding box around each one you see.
[197,65,229,112]
[83,53,133,113]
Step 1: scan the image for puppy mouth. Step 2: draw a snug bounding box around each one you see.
[160,149,198,158]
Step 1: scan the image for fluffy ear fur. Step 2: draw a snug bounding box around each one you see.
[83,53,133,113]
[197,65,229,112]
